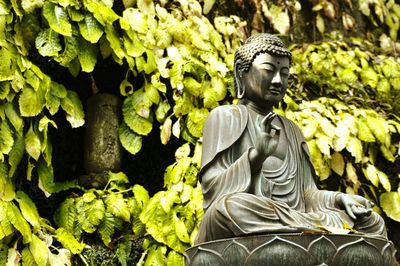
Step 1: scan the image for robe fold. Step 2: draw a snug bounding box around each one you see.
[195,104,387,244]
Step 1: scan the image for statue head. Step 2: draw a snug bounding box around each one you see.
[234,34,292,112]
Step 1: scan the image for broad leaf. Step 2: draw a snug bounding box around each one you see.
[4,103,23,133]
[15,191,41,229]
[42,2,72,36]
[77,198,105,233]
[186,108,208,138]
[8,134,24,176]
[61,90,85,128]
[0,120,14,155]
[78,39,98,72]
[35,29,62,57]
[7,202,32,243]
[54,228,85,254]
[19,87,44,117]
[122,94,153,135]
[54,198,77,234]
[78,13,103,43]
[380,192,400,222]
[166,251,184,266]
[25,125,41,161]
[104,193,130,222]
[29,235,49,266]
[21,247,36,266]
[98,212,115,246]
[119,122,142,155]
[330,152,345,176]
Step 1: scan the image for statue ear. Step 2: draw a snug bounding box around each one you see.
[234,61,245,99]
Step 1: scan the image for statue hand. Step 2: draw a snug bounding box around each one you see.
[337,194,373,220]
[249,112,281,172]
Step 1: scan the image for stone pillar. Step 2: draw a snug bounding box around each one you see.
[84,93,122,175]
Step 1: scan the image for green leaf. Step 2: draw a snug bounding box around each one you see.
[116,236,131,266]
[54,198,77,234]
[54,228,85,254]
[98,212,115,246]
[166,251,184,266]
[77,198,105,233]
[0,48,14,82]
[144,245,166,266]
[85,1,118,26]
[0,162,15,201]
[35,29,62,57]
[29,235,49,266]
[360,67,378,89]
[174,213,190,243]
[55,28,80,67]
[133,184,149,209]
[346,162,358,187]
[362,164,379,187]
[25,125,41,161]
[308,139,330,180]
[186,108,208,138]
[78,38,98,72]
[122,94,153,135]
[19,87,45,117]
[145,83,160,104]
[330,152,345,176]
[122,8,147,34]
[7,202,32,243]
[43,2,72,36]
[0,120,14,155]
[15,191,40,229]
[315,135,332,156]
[155,100,171,123]
[357,117,375,142]
[104,24,125,60]
[380,192,400,222]
[61,90,85,128]
[22,247,37,266]
[339,68,358,86]
[5,102,23,133]
[78,13,103,43]
[366,115,387,144]
[104,193,130,222]
[119,121,142,155]
[160,118,172,145]
[380,145,396,162]
[377,169,391,192]
[108,171,129,184]
[8,134,24,177]
[346,137,363,163]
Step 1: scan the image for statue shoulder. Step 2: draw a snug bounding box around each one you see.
[201,104,248,170]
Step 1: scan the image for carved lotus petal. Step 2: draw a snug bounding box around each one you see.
[308,236,337,264]
[331,238,383,266]
[222,240,249,266]
[190,247,226,266]
[245,237,318,266]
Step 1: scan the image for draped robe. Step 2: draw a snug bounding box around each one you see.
[195,104,386,244]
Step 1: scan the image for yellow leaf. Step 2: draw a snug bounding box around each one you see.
[346,137,363,163]
[377,170,391,192]
[363,164,380,187]
[331,152,345,176]
[380,192,400,222]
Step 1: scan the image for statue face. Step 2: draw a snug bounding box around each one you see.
[240,52,290,109]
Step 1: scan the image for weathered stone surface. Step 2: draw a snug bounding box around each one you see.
[84,93,122,174]
[185,234,397,266]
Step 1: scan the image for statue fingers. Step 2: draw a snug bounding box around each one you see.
[261,112,277,132]
[345,204,357,220]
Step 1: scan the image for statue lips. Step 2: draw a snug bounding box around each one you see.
[268,87,282,96]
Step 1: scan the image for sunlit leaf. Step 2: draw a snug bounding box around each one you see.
[186,108,208,138]
[42,2,72,36]
[104,193,130,222]
[0,120,14,155]
[19,87,45,117]
[78,39,98,72]
[118,121,142,155]
[380,192,400,222]
[15,191,40,229]
[331,152,345,176]
[78,13,103,43]
[54,228,85,254]
[61,90,85,128]
[7,202,32,243]
[25,125,41,161]
[77,198,105,233]
[346,137,363,163]
[29,235,49,266]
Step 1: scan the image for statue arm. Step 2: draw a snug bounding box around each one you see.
[201,147,253,210]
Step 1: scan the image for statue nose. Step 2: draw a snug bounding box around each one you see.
[271,72,282,85]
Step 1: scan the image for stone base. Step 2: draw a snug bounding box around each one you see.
[184,234,397,266]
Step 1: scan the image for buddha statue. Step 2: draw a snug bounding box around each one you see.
[195,33,387,244]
